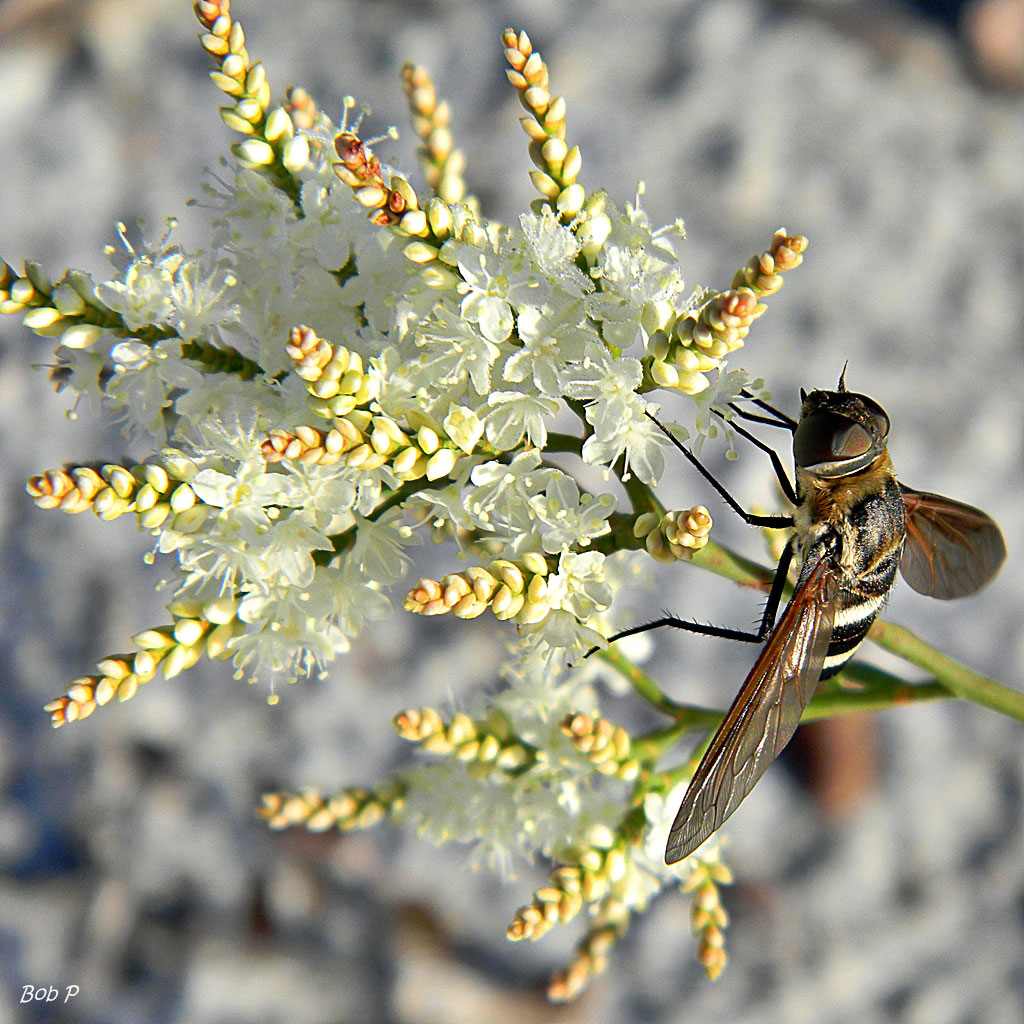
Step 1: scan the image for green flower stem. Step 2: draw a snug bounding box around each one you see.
[633,718,717,764]
[179,339,265,379]
[631,663,954,764]
[691,538,775,590]
[803,680,950,719]
[595,647,707,718]
[868,620,1024,723]
[545,432,585,456]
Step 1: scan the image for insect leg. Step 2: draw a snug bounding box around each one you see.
[737,390,797,431]
[716,414,798,505]
[600,540,794,647]
[726,404,791,428]
[646,413,793,529]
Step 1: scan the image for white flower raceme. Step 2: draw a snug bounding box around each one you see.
[11,18,823,992]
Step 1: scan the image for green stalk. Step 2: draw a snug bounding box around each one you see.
[868,620,1024,723]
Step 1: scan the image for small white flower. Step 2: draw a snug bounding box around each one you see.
[467,452,560,529]
[416,301,504,397]
[167,257,240,342]
[528,475,614,553]
[455,246,551,344]
[97,254,180,331]
[560,343,668,484]
[443,403,485,454]
[485,390,559,450]
[106,338,206,446]
[349,509,419,586]
[518,209,592,297]
[544,549,613,622]
[505,294,596,397]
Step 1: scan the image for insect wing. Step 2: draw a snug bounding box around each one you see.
[664,556,838,865]
[899,486,1006,600]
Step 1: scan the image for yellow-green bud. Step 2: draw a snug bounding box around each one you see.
[399,210,429,237]
[204,595,239,624]
[220,107,256,134]
[391,446,420,475]
[60,324,103,350]
[561,145,583,184]
[210,70,244,96]
[355,184,388,208]
[650,359,679,388]
[677,370,710,396]
[493,561,524,592]
[233,97,263,124]
[555,183,586,218]
[10,278,35,305]
[234,138,276,166]
[263,106,294,142]
[143,464,170,492]
[541,136,568,167]
[171,505,211,533]
[403,241,440,264]
[426,199,452,238]
[578,213,611,257]
[521,551,548,576]
[425,447,456,480]
[172,618,205,647]
[529,170,560,200]
[22,307,62,330]
[51,285,86,316]
[281,135,310,172]
[138,506,171,530]
[162,643,201,679]
[416,426,440,454]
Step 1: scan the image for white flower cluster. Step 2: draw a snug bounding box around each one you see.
[40,104,756,686]
[13,33,783,967]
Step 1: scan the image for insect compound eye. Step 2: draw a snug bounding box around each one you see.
[793,412,873,469]
[867,408,890,440]
[850,392,890,441]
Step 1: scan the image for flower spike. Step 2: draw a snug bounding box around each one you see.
[400,63,470,206]
[260,783,406,832]
[193,1,309,190]
[502,29,588,224]
[44,602,242,727]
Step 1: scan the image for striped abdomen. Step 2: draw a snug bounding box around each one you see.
[819,477,906,679]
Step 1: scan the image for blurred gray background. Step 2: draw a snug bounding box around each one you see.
[1,0,1023,1021]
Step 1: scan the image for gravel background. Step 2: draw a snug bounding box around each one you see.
[1,0,1023,1022]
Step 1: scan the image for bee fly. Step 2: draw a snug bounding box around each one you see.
[608,372,1006,865]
